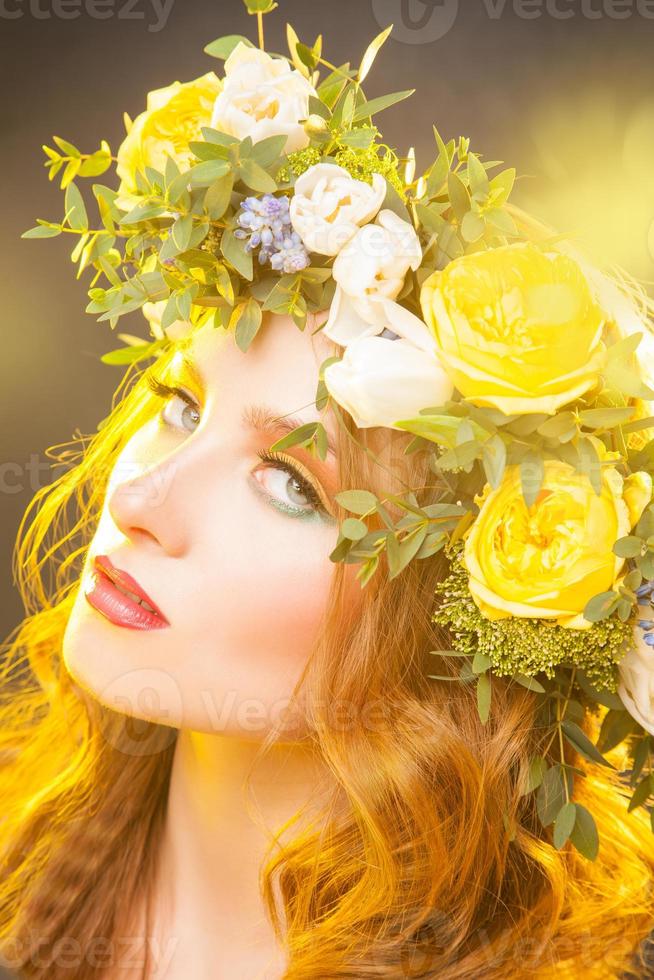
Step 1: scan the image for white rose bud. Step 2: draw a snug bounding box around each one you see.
[322,209,423,346]
[289,163,386,256]
[322,297,453,429]
[211,43,317,153]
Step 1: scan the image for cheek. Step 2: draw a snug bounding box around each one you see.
[193,522,334,668]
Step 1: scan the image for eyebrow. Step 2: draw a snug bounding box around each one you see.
[178,353,337,460]
[241,402,337,460]
[180,353,206,392]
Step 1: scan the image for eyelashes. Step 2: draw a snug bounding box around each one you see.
[255,448,330,517]
[145,373,197,409]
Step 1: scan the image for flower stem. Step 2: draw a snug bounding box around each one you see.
[257,12,264,49]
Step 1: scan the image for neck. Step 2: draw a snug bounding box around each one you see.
[145,729,329,977]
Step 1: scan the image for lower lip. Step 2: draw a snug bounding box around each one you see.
[83,568,170,630]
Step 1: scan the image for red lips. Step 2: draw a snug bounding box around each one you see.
[94,555,170,625]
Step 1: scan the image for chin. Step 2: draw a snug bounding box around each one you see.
[62,588,185,733]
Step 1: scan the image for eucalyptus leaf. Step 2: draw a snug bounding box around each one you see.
[569,804,599,860]
[204,34,254,59]
[351,89,415,123]
[553,801,577,850]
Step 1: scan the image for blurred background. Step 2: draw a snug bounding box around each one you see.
[2,0,654,637]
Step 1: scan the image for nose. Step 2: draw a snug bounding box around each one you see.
[106,438,205,558]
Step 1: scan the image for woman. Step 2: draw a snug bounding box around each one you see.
[3,8,654,979]
[0,302,652,978]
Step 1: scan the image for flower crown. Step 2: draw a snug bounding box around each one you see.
[25,0,654,859]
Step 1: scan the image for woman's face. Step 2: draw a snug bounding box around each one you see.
[63,313,348,739]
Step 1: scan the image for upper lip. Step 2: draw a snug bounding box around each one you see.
[93,554,169,623]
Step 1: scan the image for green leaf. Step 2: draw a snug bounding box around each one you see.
[339,127,377,149]
[597,708,636,753]
[238,158,277,193]
[512,673,546,694]
[537,411,578,441]
[447,171,471,222]
[248,134,288,168]
[536,765,568,827]
[231,298,263,353]
[351,89,414,122]
[489,167,516,206]
[472,650,491,674]
[100,340,163,365]
[78,149,113,178]
[204,34,254,59]
[578,406,636,428]
[270,421,320,452]
[221,229,253,280]
[553,802,577,850]
[466,153,490,199]
[358,24,393,83]
[583,590,619,623]
[188,159,231,187]
[296,41,319,70]
[485,207,518,236]
[577,437,603,496]
[172,214,193,252]
[628,773,654,812]
[415,202,446,235]
[120,201,168,224]
[481,434,506,489]
[476,671,491,724]
[342,517,368,541]
[242,0,276,11]
[317,64,352,108]
[64,181,88,231]
[569,804,599,860]
[204,173,234,220]
[461,210,485,243]
[613,535,644,558]
[522,757,547,795]
[520,451,544,508]
[22,224,62,239]
[334,489,378,514]
[392,526,428,577]
[561,720,615,769]
[53,135,80,157]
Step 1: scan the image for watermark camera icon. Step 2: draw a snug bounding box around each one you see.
[372,0,460,43]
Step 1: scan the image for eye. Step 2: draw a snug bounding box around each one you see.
[252,449,336,524]
[146,374,201,434]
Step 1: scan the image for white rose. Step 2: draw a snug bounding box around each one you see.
[289,163,387,256]
[142,301,194,342]
[618,605,654,736]
[211,43,316,153]
[322,209,423,346]
[323,298,453,429]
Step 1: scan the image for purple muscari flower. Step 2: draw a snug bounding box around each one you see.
[269,231,310,274]
[234,194,309,275]
[644,632,654,647]
[637,582,654,598]
[638,619,654,630]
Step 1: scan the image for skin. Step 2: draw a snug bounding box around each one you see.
[62,313,360,978]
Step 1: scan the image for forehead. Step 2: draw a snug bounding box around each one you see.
[188,312,335,420]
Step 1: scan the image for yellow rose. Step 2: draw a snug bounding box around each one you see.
[420,242,607,415]
[463,450,652,629]
[116,72,222,195]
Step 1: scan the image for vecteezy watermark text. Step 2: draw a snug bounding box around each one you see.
[0,0,174,32]
[372,0,654,44]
